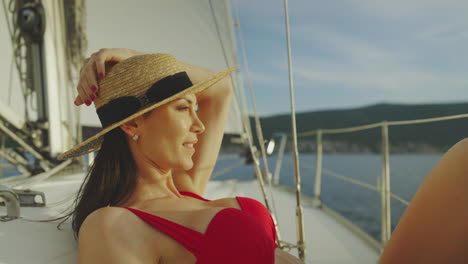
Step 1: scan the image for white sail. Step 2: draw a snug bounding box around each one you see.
[82,0,244,135]
[0,0,244,160]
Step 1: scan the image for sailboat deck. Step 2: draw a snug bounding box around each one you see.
[0,173,380,263]
[205,180,380,264]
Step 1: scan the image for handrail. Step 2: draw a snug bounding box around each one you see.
[299,112,468,137]
[304,112,468,247]
[300,122,382,136]
[303,163,379,191]
[304,163,410,205]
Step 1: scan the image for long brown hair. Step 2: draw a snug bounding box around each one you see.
[53,127,137,239]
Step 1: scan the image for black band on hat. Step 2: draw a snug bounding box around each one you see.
[97,71,193,128]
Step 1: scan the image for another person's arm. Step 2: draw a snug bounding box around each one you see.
[379,138,468,263]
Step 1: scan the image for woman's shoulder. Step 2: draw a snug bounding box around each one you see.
[79,207,162,262]
[80,207,130,233]
[79,207,140,246]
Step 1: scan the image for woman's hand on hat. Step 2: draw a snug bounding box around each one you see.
[74,48,144,106]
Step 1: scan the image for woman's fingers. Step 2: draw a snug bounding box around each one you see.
[77,73,92,106]
[76,54,102,106]
[75,57,93,105]
[80,57,90,74]
[74,48,142,107]
[74,95,82,106]
[81,61,99,106]
[84,68,98,104]
[94,52,107,80]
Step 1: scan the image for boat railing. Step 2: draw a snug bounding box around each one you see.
[296,112,468,251]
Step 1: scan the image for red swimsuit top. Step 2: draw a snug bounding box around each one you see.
[123,191,278,264]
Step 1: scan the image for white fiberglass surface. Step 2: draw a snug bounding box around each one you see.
[1,174,379,264]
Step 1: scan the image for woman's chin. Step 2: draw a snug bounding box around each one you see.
[180,160,194,171]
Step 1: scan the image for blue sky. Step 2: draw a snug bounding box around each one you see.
[234,0,468,116]
[2,0,466,126]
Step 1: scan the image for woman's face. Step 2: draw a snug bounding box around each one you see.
[136,93,205,171]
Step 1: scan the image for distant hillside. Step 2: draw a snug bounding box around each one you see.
[251,102,468,153]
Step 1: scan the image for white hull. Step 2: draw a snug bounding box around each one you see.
[0,172,379,264]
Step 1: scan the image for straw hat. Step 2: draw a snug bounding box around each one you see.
[58,53,236,160]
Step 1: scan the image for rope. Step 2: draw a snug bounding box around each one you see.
[233,0,282,244]
[283,0,306,259]
[234,0,278,213]
[208,0,230,69]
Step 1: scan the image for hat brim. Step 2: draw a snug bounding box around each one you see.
[57,65,237,160]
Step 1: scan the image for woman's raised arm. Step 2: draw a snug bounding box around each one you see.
[171,62,233,195]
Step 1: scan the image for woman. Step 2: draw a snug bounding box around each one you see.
[59,48,303,263]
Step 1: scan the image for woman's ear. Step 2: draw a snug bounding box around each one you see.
[119,117,142,137]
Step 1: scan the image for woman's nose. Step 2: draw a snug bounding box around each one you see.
[192,114,205,134]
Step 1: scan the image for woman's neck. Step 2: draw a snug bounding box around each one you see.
[121,168,183,207]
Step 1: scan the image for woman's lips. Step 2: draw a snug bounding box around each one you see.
[183,140,197,152]
[183,143,195,151]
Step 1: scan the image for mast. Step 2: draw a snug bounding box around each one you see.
[283,0,306,260]
[0,0,85,175]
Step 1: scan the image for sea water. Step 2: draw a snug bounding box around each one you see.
[214,152,442,242]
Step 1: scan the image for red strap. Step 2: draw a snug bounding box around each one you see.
[180,191,211,201]
[123,207,209,259]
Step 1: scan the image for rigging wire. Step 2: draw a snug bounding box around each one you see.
[208,0,230,69]
[7,52,14,106]
[283,0,306,259]
[226,0,256,151]
[209,0,247,142]
[232,0,282,245]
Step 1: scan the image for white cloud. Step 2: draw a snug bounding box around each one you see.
[236,0,468,111]
[249,71,283,86]
[417,25,468,42]
[291,24,397,64]
[363,0,464,19]
[293,64,468,101]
